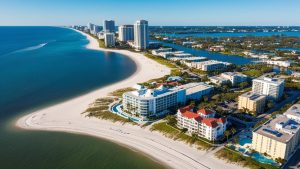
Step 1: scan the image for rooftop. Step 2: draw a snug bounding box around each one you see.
[254,115,300,143]
[172,82,213,96]
[254,77,285,85]
[178,106,226,128]
[240,92,266,101]
[221,72,248,77]
[284,104,300,120]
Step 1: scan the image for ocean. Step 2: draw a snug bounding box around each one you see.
[0,26,165,169]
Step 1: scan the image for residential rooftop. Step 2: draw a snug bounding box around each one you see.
[254,77,285,85]
[240,92,266,101]
[254,104,300,143]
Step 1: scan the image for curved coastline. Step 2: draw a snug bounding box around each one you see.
[16,29,243,169]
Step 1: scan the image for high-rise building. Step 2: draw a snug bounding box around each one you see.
[118,25,134,42]
[87,23,94,31]
[238,92,266,114]
[93,25,101,34]
[103,20,115,33]
[104,33,115,47]
[134,20,149,50]
[252,77,285,101]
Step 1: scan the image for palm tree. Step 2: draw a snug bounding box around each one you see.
[231,128,237,136]
[224,130,231,142]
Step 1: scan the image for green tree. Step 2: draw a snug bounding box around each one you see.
[166,115,177,126]
[224,130,231,141]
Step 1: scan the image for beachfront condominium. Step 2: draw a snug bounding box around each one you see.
[252,77,285,101]
[104,33,115,47]
[118,25,134,42]
[220,72,248,86]
[91,25,101,35]
[134,20,149,50]
[87,22,94,31]
[177,106,227,141]
[103,20,115,33]
[188,60,230,71]
[252,104,300,160]
[122,83,213,119]
[238,92,266,115]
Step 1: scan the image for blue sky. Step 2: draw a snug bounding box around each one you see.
[1,0,300,26]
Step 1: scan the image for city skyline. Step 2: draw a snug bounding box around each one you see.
[1,0,300,26]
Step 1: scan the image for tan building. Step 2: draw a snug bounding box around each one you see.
[238,92,266,114]
[252,104,300,160]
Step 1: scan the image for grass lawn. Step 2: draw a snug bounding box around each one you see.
[82,97,134,124]
[150,122,212,150]
[215,148,279,169]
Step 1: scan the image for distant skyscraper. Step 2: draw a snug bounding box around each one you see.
[87,23,94,31]
[104,33,115,47]
[134,20,149,50]
[118,25,134,42]
[93,25,101,34]
[103,20,115,33]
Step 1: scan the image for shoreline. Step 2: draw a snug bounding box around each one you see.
[16,29,244,169]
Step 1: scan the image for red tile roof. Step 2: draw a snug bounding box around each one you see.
[182,111,199,119]
[179,105,193,113]
[197,109,214,115]
[217,117,226,124]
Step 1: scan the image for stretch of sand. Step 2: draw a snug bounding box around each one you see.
[16,29,244,169]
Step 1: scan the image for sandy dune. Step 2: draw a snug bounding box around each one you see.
[16,29,244,169]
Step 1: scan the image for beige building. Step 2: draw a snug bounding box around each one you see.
[252,104,300,160]
[238,92,266,114]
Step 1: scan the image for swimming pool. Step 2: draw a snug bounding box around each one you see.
[239,138,252,146]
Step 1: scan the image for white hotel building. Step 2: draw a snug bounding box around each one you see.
[252,77,285,101]
[104,33,115,47]
[118,25,134,42]
[188,60,231,71]
[177,106,227,141]
[134,20,149,50]
[122,83,213,119]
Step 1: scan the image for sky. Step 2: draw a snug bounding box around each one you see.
[1,0,300,26]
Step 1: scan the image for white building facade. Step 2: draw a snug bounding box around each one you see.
[122,83,213,119]
[177,106,227,141]
[118,25,134,42]
[134,20,149,50]
[104,33,115,47]
[252,77,285,101]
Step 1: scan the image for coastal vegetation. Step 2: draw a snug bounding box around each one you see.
[215,148,279,169]
[239,64,273,77]
[82,97,134,124]
[144,52,178,69]
[150,121,212,150]
[109,87,135,97]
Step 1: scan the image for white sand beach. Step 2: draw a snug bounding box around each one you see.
[16,29,244,169]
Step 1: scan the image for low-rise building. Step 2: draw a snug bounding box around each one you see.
[238,92,266,114]
[252,104,300,160]
[220,72,248,86]
[151,48,173,55]
[208,45,225,52]
[188,60,230,71]
[209,76,230,86]
[177,106,227,141]
[266,60,291,68]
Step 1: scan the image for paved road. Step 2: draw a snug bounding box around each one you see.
[257,90,300,119]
